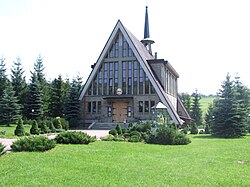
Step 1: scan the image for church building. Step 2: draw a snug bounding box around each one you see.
[79,6,191,128]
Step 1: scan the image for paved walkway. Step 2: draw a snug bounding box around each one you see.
[0,130,109,152]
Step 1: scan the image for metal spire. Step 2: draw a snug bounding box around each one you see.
[144,6,150,39]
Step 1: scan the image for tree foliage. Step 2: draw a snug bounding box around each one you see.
[211,74,249,138]
[190,90,203,125]
[0,57,8,98]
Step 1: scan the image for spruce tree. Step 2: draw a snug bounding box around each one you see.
[25,72,43,120]
[211,74,248,138]
[14,118,25,136]
[30,120,40,135]
[63,78,81,127]
[0,57,8,98]
[34,55,49,117]
[190,90,203,125]
[48,75,64,117]
[0,83,21,126]
[11,57,28,117]
[205,103,214,134]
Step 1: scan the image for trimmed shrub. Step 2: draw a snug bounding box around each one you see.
[145,126,191,145]
[115,124,122,135]
[55,131,96,144]
[11,136,56,152]
[48,121,56,133]
[174,133,191,145]
[0,142,5,155]
[40,120,50,134]
[30,120,40,135]
[109,129,117,136]
[54,117,62,129]
[128,135,140,142]
[14,118,25,136]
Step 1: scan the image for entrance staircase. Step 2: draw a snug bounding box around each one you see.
[88,122,128,130]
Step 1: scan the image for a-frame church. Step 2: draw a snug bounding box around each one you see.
[79,6,191,128]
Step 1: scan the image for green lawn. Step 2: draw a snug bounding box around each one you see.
[0,125,31,138]
[1,135,250,186]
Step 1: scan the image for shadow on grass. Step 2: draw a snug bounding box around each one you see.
[192,133,250,139]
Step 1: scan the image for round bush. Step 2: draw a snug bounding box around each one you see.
[109,129,117,136]
[11,136,56,152]
[174,133,191,145]
[55,131,96,144]
[128,135,140,142]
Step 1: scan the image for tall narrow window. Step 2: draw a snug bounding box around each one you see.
[150,101,155,112]
[97,101,102,113]
[109,62,113,94]
[122,61,126,94]
[103,63,108,95]
[139,65,143,94]
[150,82,155,94]
[145,74,149,94]
[115,36,119,58]
[87,84,92,95]
[122,36,127,57]
[92,101,96,113]
[107,106,112,117]
[139,101,143,113]
[98,67,102,95]
[128,46,133,57]
[87,102,91,113]
[144,101,149,113]
[93,75,97,95]
[133,61,138,94]
[114,62,118,93]
[128,61,132,94]
[127,106,132,117]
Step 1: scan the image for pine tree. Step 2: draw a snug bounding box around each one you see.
[25,72,43,120]
[211,74,248,138]
[40,120,50,134]
[14,117,25,136]
[34,55,49,117]
[0,83,21,126]
[11,57,28,117]
[0,57,8,98]
[190,90,203,125]
[48,75,64,117]
[63,78,81,127]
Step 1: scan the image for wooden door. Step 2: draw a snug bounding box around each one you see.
[112,102,128,123]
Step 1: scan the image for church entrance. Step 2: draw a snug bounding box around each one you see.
[112,102,128,123]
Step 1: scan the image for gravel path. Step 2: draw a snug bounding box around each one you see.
[0,130,109,153]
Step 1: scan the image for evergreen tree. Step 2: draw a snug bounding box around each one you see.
[14,117,25,136]
[211,74,248,138]
[205,103,214,134]
[25,72,43,120]
[11,57,28,116]
[34,55,49,117]
[0,57,8,98]
[48,120,56,133]
[48,75,64,117]
[63,78,81,127]
[0,83,21,126]
[190,89,203,125]
[40,120,50,134]
[180,92,191,113]
[30,120,40,135]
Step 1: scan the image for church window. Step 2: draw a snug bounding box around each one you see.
[109,62,113,94]
[145,74,149,94]
[139,101,143,113]
[109,46,114,58]
[93,75,97,95]
[122,61,126,94]
[122,36,127,57]
[107,106,112,117]
[97,101,102,113]
[115,36,119,58]
[114,62,119,93]
[87,84,92,95]
[128,61,132,94]
[150,82,155,94]
[128,46,133,57]
[150,101,155,111]
[127,106,132,117]
[92,101,96,113]
[144,101,149,113]
[98,67,102,95]
[133,61,138,94]
[139,65,144,94]
[103,63,108,95]
[87,102,91,113]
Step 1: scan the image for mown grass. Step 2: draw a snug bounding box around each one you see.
[200,97,216,117]
[1,135,250,186]
[0,125,31,138]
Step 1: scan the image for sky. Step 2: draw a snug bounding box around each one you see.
[0,0,250,95]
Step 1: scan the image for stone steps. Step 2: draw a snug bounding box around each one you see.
[89,123,128,130]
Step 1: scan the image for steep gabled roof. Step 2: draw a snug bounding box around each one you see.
[79,20,183,125]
